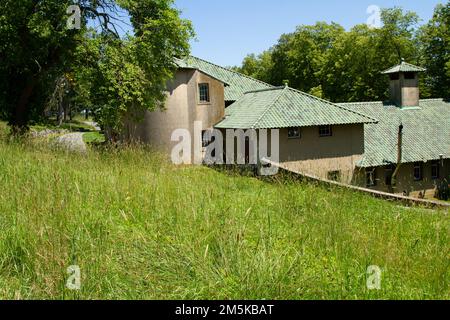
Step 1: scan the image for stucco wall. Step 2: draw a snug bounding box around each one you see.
[219,124,364,182]
[355,159,450,198]
[280,124,365,184]
[123,69,225,159]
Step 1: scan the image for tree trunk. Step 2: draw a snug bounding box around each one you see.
[57,100,64,126]
[10,77,37,135]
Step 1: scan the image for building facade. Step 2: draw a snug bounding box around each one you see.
[341,61,450,197]
[125,56,450,198]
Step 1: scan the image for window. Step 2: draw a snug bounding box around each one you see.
[414,163,423,181]
[385,167,393,186]
[288,127,301,139]
[328,171,341,182]
[366,168,377,187]
[198,83,210,103]
[319,125,332,137]
[390,73,400,81]
[404,72,415,80]
[431,161,440,180]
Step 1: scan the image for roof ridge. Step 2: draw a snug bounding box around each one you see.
[286,87,379,123]
[419,98,446,102]
[403,61,422,68]
[381,61,426,74]
[245,86,285,94]
[337,101,384,105]
[189,56,274,88]
[251,86,288,129]
[340,98,448,104]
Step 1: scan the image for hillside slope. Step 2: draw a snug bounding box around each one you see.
[0,132,448,299]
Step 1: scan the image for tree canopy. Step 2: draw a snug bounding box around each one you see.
[234,4,450,102]
[0,0,194,137]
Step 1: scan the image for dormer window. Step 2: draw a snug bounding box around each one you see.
[198,83,210,103]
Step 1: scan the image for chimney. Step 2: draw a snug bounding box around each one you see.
[381,59,426,108]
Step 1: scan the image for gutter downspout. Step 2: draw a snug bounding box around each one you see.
[391,123,403,191]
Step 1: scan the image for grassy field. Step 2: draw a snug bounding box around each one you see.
[0,122,448,300]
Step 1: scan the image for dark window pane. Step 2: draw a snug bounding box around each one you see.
[404,72,415,80]
[431,162,439,179]
[198,83,210,103]
[390,73,400,81]
[319,125,332,137]
[288,127,301,139]
[414,163,423,181]
[385,168,393,186]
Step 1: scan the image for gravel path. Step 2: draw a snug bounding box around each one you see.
[54,132,87,153]
[83,121,101,131]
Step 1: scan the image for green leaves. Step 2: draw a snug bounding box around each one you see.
[71,0,194,141]
[237,5,448,102]
[419,3,450,99]
[0,0,194,135]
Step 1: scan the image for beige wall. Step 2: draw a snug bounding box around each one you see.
[220,124,365,182]
[280,124,365,183]
[123,69,225,159]
[355,159,450,198]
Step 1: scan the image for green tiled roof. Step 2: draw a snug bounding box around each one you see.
[381,61,426,74]
[338,99,450,167]
[215,86,378,129]
[175,56,273,101]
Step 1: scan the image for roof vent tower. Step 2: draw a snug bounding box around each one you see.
[381,59,426,108]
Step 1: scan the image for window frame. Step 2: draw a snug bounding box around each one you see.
[319,125,333,137]
[431,161,440,180]
[413,162,423,181]
[198,83,210,104]
[365,168,377,187]
[287,127,301,139]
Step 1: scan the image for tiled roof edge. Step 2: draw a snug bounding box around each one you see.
[286,87,379,123]
[189,56,274,88]
[251,86,288,129]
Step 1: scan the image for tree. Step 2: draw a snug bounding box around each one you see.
[71,0,194,141]
[0,0,82,133]
[419,3,450,99]
[236,7,424,102]
[0,0,194,136]
[238,51,274,84]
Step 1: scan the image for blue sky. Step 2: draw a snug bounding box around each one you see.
[174,0,447,67]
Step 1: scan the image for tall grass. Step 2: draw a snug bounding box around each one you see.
[0,131,448,299]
